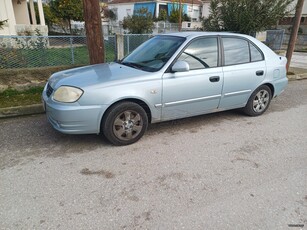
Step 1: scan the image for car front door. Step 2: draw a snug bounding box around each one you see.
[161,37,224,120]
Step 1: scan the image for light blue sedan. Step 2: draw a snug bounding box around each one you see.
[42,32,288,145]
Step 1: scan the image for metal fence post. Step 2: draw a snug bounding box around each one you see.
[127,35,130,54]
[116,33,124,61]
[70,37,75,64]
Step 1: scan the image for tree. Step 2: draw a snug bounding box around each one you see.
[286,0,304,70]
[42,4,59,28]
[82,0,104,64]
[101,5,117,21]
[202,0,221,31]
[50,0,84,34]
[122,8,154,34]
[203,0,294,35]
[158,9,167,21]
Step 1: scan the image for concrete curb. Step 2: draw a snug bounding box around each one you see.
[0,104,44,119]
[287,73,307,81]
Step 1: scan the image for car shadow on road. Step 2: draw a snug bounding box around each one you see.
[0,109,245,170]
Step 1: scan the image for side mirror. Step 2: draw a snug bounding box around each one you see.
[171,60,190,72]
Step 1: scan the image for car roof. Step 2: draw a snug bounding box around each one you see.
[160,31,252,40]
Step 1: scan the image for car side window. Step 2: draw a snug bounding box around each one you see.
[178,37,218,70]
[250,43,264,62]
[222,37,264,66]
[223,37,250,66]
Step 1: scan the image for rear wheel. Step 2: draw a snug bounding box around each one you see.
[102,102,148,146]
[243,85,272,116]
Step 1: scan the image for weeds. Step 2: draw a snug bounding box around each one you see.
[0,87,44,108]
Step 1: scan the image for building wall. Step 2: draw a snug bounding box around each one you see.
[0,0,17,35]
[108,1,201,22]
[1,0,48,35]
[109,3,134,22]
[187,4,201,22]
[278,0,307,35]
[201,1,211,18]
[287,0,307,16]
[13,0,30,25]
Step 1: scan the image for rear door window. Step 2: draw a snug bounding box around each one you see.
[222,37,264,66]
[250,43,263,62]
[223,37,249,66]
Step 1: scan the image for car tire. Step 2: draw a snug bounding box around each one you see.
[102,101,148,146]
[243,85,272,116]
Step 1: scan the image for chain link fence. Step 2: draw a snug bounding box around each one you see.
[123,34,152,56]
[155,22,180,34]
[4,31,303,70]
[0,35,116,69]
[265,29,285,51]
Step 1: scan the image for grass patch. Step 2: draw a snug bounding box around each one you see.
[0,87,44,108]
[1,45,116,69]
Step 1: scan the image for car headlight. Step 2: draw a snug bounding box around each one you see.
[53,86,83,103]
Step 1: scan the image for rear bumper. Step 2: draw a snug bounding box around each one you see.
[273,77,288,97]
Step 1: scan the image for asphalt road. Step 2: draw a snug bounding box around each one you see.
[0,80,306,229]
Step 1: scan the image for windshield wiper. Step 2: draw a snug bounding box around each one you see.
[121,62,143,70]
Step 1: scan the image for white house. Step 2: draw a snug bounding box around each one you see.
[107,0,203,23]
[0,0,47,36]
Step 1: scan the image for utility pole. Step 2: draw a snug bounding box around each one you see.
[286,0,304,71]
[179,0,182,31]
[82,0,105,64]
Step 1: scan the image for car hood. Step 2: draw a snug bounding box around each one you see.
[48,62,149,89]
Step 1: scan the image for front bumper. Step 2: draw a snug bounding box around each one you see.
[42,91,107,134]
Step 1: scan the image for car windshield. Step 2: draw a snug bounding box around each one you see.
[120,35,186,72]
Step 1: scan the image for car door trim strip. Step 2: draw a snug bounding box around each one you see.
[163,94,221,107]
[224,90,251,97]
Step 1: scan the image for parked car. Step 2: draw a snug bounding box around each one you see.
[42,32,288,145]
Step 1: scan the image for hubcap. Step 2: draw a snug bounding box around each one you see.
[252,89,269,113]
[113,110,143,141]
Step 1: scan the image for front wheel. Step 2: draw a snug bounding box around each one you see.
[102,102,148,146]
[243,85,272,116]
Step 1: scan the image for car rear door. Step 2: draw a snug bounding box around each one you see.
[219,36,266,109]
